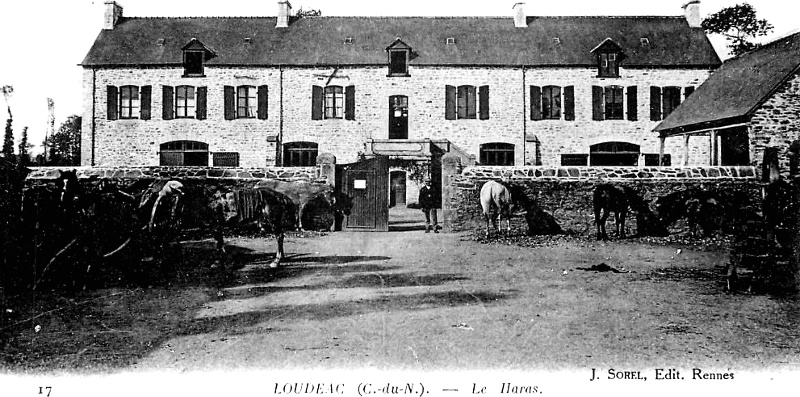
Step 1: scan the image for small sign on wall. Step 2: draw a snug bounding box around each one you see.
[354,179,367,189]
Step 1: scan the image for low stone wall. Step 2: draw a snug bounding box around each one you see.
[25,166,322,182]
[462,165,757,180]
[443,162,764,236]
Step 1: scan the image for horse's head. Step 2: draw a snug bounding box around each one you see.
[57,169,80,207]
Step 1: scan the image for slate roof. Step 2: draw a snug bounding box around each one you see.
[81,16,721,67]
[655,32,800,135]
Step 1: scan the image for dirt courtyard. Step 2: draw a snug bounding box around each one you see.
[2,208,800,379]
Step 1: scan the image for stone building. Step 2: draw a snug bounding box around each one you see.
[80,1,720,204]
[655,31,800,179]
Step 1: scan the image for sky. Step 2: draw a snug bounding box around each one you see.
[0,0,796,156]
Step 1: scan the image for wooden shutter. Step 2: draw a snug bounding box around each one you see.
[530,86,542,121]
[162,86,174,120]
[592,86,604,121]
[311,85,323,120]
[685,86,695,99]
[478,85,489,120]
[106,86,118,120]
[224,86,235,120]
[345,85,356,120]
[445,85,456,120]
[650,86,662,121]
[196,86,207,120]
[626,86,638,121]
[564,86,575,121]
[140,85,151,120]
[257,85,269,120]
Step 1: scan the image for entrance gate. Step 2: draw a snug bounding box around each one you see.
[337,156,389,231]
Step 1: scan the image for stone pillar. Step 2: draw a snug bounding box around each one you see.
[683,135,690,166]
[316,153,337,231]
[709,130,718,166]
[441,153,462,233]
[658,136,665,167]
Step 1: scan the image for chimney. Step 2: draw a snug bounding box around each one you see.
[276,0,292,28]
[103,1,123,30]
[513,3,527,28]
[682,0,701,28]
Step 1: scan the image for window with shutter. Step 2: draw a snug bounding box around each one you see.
[541,86,561,120]
[119,85,140,119]
[530,86,542,121]
[662,86,682,118]
[478,85,489,120]
[257,85,269,120]
[107,86,118,120]
[626,86,638,121]
[175,86,195,118]
[324,86,344,119]
[236,86,257,118]
[564,86,575,121]
[604,86,624,120]
[457,85,477,119]
[162,86,174,120]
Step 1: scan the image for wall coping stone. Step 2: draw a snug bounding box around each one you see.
[25,166,322,181]
[462,166,757,180]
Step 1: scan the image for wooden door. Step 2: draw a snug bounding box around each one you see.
[338,156,389,231]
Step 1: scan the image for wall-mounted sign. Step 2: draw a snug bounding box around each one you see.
[354,179,367,189]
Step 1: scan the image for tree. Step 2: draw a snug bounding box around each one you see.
[17,126,32,167]
[44,115,81,166]
[702,3,774,57]
[293,7,321,19]
[1,86,13,162]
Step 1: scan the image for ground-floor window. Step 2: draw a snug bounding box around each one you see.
[644,153,671,166]
[590,141,640,166]
[561,154,589,166]
[283,141,318,167]
[213,152,240,167]
[480,142,514,166]
[159,140,209,166]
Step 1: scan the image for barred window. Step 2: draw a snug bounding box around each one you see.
[160,140,209,167]
[480,143,514,166]
[283,142,318,167]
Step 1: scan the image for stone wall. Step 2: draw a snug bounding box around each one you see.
[750,72,800,177]
[442,160,763,236]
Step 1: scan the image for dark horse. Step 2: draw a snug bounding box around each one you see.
[593,184,633,240]
[211,186,297,267]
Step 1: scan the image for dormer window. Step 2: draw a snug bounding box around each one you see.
[591,38,626,78]
[386,38,412,77]
[181,38,216,78]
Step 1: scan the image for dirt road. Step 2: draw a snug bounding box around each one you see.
[2,208,800,374]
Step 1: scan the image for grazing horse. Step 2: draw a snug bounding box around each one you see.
[256,179,337,231]
[211,187,297,267]
[593,184,631,240]
[480,180,513,237]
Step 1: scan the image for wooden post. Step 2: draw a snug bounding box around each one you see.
[709,130,718,166]
[658,135,665,167]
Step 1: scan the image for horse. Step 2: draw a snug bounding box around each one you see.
[211,186,297,267]
[480,180,514,238]
[593,184,632,240]
[255,179,338,231]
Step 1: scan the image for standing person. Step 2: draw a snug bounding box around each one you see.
[419,177,439,233]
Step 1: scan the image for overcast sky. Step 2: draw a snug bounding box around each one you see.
[0,0,795,156]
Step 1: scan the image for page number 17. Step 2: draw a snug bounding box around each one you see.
[38,387,52,396]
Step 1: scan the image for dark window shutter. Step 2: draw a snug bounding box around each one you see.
[311,85,323,120]
[592,86,604,121]
[107,86,118,120]
[345,85,356,120]
[196,86,207,120]
[224,86,235,120]
[445,85,456,120]
[564,86,575,121]
[684,86,695,99]
[257,85,269,120]
[162,86,174,120]
[530,86,542,121]
[140,85,151,120]
[627,86,638,121]
[478,85,489,120]
[650,86,662,121]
